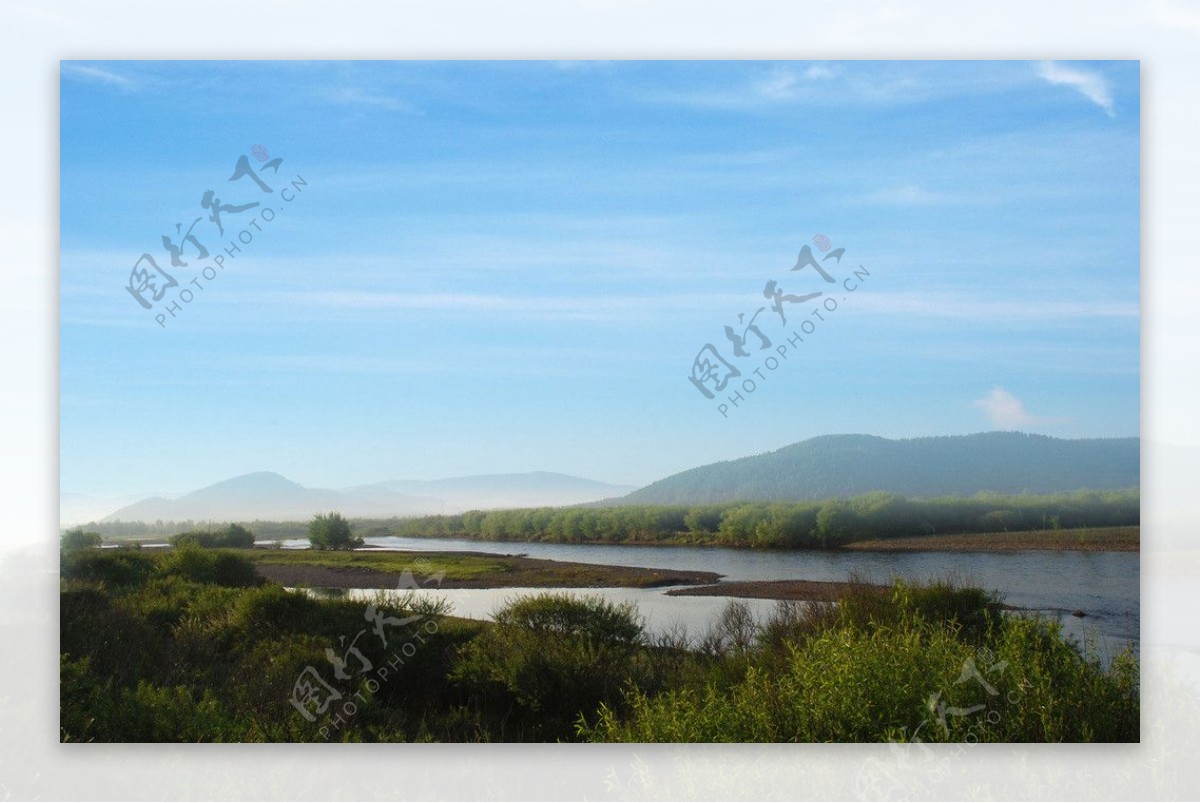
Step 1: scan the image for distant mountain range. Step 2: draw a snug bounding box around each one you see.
[92,471,635,524]
[616,432,1139,506]
[72,432,1139,526]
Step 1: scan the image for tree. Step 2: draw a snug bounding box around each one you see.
[171,523,255,549]
[815,500,857,547]
[307,512,361,550]
[61,527,103,551]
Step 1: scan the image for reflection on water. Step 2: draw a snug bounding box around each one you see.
[308,585,782,644]
[274,535,1139,658]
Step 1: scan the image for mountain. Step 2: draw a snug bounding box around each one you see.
[616,432,1139,505]
[100,471,635,524]
[60,491,171,527]
[343,472,639,512]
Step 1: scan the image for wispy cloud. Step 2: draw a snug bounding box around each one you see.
[855,184,949,206]
[323,86,419,113]
[803,63,839,82]
[1035,61,1115,117]
[971,386,1067,428]
[648,63,849,110]
[61,62,135,90]
[262,290,739,322]
[853,291,1138,322]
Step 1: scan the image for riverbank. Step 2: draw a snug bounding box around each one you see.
[666,579,884,602]
[841,525,1138,553]
[248,548,721,590]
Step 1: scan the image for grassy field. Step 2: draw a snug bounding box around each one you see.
[245,548,721,589]
[842,525,1138,552]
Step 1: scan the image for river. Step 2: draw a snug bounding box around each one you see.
[276,535,1139,658]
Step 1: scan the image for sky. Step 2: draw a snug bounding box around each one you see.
[59,60,1140,496]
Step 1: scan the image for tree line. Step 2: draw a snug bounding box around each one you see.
[71,488,1139,550]
[374,488,1139,548]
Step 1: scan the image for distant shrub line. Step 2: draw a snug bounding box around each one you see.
[373,489,1139,548]
[73,488,1139,550]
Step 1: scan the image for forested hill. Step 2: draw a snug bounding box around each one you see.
[617,433,1139,505]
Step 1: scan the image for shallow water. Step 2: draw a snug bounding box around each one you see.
[275,534,1139,657]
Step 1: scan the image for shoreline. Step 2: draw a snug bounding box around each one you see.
[98,525,1138,554]
[666,579,886,602]
[251,551,721,591]
[841,526,1138,553]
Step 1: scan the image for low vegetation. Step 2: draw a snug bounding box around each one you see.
[366,489,1139,548]
[246,548,719,589]
[170,523,255,549]
[307,512,363,550]
[61,527,103,551]
[60,548,1138,743]
[72,489,1140,552]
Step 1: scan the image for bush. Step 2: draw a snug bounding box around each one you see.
[454,593,645,739]
[171,524,255,549]
[61,528,103,551]
[155,545,261,588]
[582,611,1138,743]
[61,547,154,589]
[308,512,363,550]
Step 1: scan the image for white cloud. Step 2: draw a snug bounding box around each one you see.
[323,86,419,113]
[1035,61,1115,117]
[752,63,841,101]
[262,290,740,322]
[971,386,1066,428]
[803,63,839,81]
[852,291,1138,322]
[753,68,799,100]
[61,63,135,90]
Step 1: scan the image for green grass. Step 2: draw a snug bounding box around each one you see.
[245,547,718,588]
[246,548,511,580]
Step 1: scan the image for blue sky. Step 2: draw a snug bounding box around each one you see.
[60,60,1140,496]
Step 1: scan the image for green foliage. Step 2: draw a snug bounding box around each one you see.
[61,550,1137,744]
[454,593,645,739]
[61,527,103,551]
[372,489,1138,550]
[308,512,363,550]
[91,488,1140,551]
[580,584,1138,743]
[61,655,234,742]
[619,432,1140,505]
[156,545,262,588]
[61,547,155,589]
[171,523,255,549]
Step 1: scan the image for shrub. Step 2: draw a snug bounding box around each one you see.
[155,545,261,588]
[582,611,1138,743]
[171,524,255,549]
[61,547,154,589]
[61,528,103,551]
[454,593,645,739]
[308,512,363,550]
